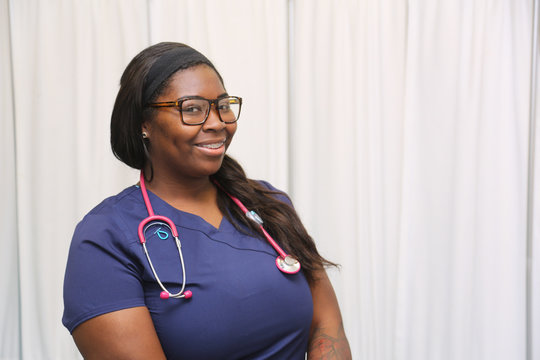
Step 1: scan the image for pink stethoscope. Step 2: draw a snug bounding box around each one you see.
[137,172,301,300]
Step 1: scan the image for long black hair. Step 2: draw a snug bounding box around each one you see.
[110,42,335,283]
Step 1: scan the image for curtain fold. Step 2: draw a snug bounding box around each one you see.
[397,1,530,358]
[532,4,540,354]
[0,0,20,358]
[292,1,532,359]
[291,1,407,358]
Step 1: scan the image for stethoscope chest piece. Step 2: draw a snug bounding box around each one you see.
[214,180,302,275]
[276,255,301,274]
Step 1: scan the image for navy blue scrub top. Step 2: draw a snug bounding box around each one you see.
[63,182,313,359]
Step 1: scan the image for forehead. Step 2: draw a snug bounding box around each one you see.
[160,64,226,99]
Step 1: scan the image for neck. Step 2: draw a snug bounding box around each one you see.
[144,172,215,201]
[142,171,223,228]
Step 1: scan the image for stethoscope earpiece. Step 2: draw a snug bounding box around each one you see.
[160,290,193,300]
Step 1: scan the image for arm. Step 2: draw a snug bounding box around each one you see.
[308,270,352,360]
[72,306,166,360]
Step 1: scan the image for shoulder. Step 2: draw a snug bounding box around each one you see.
[84,185,140,218]
[256,180,281,192]
[253,180,294,207]
[72,186,142,249]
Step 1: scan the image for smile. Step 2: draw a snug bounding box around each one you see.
[195,139,226,149]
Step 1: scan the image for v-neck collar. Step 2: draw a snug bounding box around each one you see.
[135,185,230,234]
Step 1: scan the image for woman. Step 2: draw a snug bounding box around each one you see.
[63,42,351,359]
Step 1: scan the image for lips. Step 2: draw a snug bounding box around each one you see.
[194,138,227,149]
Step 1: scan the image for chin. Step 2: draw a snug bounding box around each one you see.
[198,161,225,177]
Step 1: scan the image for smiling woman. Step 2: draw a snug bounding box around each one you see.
[62,42,351,359]
[142,65,238,188]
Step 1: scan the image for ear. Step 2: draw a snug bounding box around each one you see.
[141,122,150,139]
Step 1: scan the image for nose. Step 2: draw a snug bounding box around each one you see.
[202,103,225,131]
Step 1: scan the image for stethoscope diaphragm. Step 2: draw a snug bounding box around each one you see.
[276,255,301,274]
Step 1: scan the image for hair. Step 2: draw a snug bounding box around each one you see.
[111,42,222,170]
[110,42,335,283]
[211,157,337,283]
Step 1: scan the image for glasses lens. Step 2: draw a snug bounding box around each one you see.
[181,99,210,124]
[218,97,241,123]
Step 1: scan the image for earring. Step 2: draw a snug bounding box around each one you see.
[142,132,148,139]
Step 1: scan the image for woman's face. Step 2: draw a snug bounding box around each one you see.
[142,64,237,182]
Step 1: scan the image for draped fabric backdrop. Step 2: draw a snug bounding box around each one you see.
[1,0,539,359]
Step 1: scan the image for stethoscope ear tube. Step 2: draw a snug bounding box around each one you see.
[140,220,191,299]
[138,171,192,299]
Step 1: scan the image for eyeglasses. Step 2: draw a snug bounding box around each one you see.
[146,96,242,125]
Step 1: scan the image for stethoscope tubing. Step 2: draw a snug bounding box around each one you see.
[140,219,188,299]
[138,173,191,299]
[226,193,288,259]
[223,189,300,274]
[137,171,301,300]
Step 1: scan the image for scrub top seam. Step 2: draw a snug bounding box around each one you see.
[133,221,279,259]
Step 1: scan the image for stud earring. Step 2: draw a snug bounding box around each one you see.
[142,132,148,139]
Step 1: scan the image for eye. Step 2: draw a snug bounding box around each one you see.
[218,103,231,111]
[181,99,207,115]
[218,99,235,112]
[182,105,204,114]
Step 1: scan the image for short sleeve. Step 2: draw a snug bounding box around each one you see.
[257,180,294,207]
[62,212,145,333]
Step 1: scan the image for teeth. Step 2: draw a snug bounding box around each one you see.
[198,141,224,149]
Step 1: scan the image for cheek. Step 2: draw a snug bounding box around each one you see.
[163,122,200,142]
[226,123,238,141]
[152,124,201,156]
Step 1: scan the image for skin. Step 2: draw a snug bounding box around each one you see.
[72,64,351,359]
[141,64,237,228]
[308,271,352,359]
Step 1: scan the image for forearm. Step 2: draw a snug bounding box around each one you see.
[308,322,352,360]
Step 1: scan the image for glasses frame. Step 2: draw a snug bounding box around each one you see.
[146,96,242,126]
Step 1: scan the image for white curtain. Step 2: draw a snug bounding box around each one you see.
[2,0,539,359]
[293,1,532,359]
[8,1,149,358]
[397,2,530,358]
[1,0,20,358]
[532,5,540,356]
[291,1,404,357]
